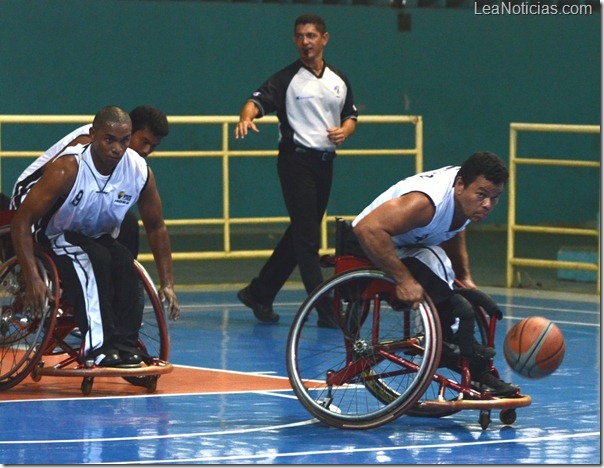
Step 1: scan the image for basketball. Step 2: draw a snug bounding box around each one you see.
[503,316,565,378]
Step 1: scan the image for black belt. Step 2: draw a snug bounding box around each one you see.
[293,144,336,161]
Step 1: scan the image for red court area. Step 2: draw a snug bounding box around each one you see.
[0,364,293,401]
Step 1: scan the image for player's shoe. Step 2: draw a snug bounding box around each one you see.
[472,339,496,360]
[474,372,520,397]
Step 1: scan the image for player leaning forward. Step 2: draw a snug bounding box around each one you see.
[11,105,179,368]
[352,151,519,396]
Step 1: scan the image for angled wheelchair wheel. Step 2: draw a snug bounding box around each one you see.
[0,249,59,391]
[121,260,171,388]
[286,268,442,430]
[133,260,170,361]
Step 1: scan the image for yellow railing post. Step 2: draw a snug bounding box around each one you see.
[506,125,517,288]
[222,121,231,253]
[507,122,600,292]
[415,115,423,174]
[0,123,2,194]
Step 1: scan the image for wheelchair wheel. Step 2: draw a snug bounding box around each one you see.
[133,260,170,361]
[0,250,59,390]
[122,260,170,388]
[286,268,442,430]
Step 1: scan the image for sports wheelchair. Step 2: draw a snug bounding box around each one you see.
[0,211,172,396]
[285,219,531,430]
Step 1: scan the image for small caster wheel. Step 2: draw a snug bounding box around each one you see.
[479,410,491,430]
[146,376,158,393]
[500,408,517,426]
[31,362,44,382]
[81,377,94,396]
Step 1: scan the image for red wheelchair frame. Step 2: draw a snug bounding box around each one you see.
[286,250,531,430]
[0,210,172,395]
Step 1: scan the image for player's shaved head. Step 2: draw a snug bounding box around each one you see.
[93,105,131,131]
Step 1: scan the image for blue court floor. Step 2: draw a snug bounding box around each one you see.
[0,286,599,464]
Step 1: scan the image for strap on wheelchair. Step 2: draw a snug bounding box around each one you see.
[335,217,348,257]
[453,288,503,320]
[335,217,367,258]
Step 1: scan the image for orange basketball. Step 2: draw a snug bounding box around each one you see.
[503,316,565,379]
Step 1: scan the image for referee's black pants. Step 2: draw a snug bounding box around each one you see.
[52,232,142,352]
[249,149,333,305]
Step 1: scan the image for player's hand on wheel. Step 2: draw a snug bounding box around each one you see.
[393,280,423,311]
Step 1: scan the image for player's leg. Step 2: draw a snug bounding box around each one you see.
[51,233,121,366]
[399,248,518,396]
[116,210,140,258]
[102,236,143,364]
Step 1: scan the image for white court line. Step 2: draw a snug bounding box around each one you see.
[115,430,601,464]
[1,414,597,466]
[0,387,296,405]
[0,418,318,445]
[177,301,301,310]
[182,300,599,314]
[0,364,296,405]
[500,303,600,315]
[179,299,600,324]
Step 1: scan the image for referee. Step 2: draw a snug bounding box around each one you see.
[235,13,358,327]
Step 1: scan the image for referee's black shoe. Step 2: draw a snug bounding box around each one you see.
[238,286,279,323]
[316,298,338,329]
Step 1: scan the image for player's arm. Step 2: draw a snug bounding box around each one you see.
[440,231,476,288]
[11,157,77,315]
[353,192,435,308]
[234,101,261,139]
[137,168,180,321]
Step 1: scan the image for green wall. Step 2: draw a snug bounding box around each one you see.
[0,0,599,225]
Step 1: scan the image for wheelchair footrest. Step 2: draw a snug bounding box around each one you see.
[416,394,532,412]
[35,360,173,378]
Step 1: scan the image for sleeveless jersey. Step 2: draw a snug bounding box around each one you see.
[10,124,93,209]
[352,166,470,247]
[40,144,148,243]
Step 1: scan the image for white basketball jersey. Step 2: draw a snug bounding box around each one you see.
[353,166,470,247]
[43,144,148,241]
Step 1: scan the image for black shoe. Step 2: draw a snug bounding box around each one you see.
[119,350,144,367]
[316,298,338,329]
[472,339,496,360]
[91,347,122,367]
[441,340,461,358]
[238,286,279,323]
[475,372,520,397]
